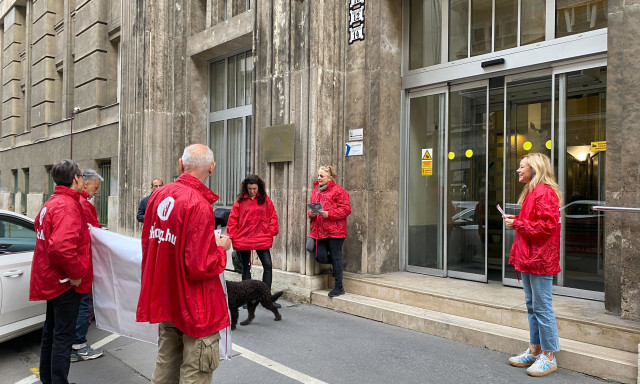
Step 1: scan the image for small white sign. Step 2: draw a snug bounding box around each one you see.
[349,128,363,141]
[345,141,363,156]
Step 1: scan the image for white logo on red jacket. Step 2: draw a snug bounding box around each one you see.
[39,207,47,226]
[157,197,175,221]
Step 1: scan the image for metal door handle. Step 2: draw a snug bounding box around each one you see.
[2,270,24,277]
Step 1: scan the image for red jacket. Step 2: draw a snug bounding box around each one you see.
[308,181,351,239]
[80,191,101,228]
[137,173,230,338]
[227,194,279,250]
[508,184,561,275]
[30,186,91,301]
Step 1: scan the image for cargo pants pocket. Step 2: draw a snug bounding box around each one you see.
[198,332,221,373]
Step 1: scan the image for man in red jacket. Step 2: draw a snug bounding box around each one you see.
[71,169,105,362]
[137,144,231,383]
[30,160,91,384]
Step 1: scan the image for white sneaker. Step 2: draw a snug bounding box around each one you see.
[508,348,538,367]
[526,354,557,376]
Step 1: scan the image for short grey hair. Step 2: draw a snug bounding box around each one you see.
[82,169,104,182]
[181,144,214,171]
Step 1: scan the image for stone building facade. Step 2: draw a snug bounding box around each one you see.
[0,0,120,225]
[2,0,640,322]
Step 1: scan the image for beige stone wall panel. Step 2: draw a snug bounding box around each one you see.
[74,52,107,86]
[3,24,25,49]
[30,79,58,107]
[2,61,22,83]
[3,44,24,68]
[2,97,24,121]
[75,0,108,36]
[2,80,21,101]
[74,79,107,110]
[29,101,56,127]
[30,34,57,60]
[74,23,110,62]
[31,12,56,42]
[30,57,56,87]
[31,0,63,26]
[0,132,16,147]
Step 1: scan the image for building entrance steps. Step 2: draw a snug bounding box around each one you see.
[311,272,640,383]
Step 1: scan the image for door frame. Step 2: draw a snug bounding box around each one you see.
[446,80,489,282]
[402,85,448,276]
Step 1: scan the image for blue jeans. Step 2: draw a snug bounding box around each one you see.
[40,288,81,384]
[75,291,93,345]
[521,273,559,352]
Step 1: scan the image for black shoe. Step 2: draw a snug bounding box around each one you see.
[328,287,345,297]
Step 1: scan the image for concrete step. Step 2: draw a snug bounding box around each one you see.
[340,273,640,354]
[312,290,638,384]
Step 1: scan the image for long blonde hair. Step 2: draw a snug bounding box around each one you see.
[518,153,562,205]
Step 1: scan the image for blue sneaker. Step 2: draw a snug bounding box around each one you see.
[526,354,557,376]
[509,349,538,367]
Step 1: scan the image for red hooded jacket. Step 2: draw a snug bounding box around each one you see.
[136,173,230,338]
[30,186,91,301]
[508,184,561,276]
[308,181,351,239]
[227,194,279,250]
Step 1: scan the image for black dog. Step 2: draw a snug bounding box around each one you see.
[226,280,283,330]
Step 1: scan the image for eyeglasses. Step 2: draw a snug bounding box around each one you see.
[77,173,85,178]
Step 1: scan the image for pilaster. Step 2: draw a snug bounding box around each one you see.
[2,6,25,136]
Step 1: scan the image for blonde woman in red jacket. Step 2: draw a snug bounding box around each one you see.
[504,153,562,377]
[227,175,279,293]
[308,165,352,297]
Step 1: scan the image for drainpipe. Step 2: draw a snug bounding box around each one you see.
[70,107,80,159]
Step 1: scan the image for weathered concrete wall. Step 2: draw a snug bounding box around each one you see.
[119,0,208,236]
[605,1,640,320]
[254,0,402,277]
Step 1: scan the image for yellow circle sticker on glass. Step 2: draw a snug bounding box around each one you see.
[523,141,532,151]
[546,140,552,150]
[448,152,455,160]
[465,149,473,158]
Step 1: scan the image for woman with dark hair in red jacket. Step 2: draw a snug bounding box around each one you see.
[227,175,279,292]
[504,153,562,377]
[308,165,352,297]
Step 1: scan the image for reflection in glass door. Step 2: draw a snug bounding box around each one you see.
[447,85,487,281]
[407,92,445,273]
[503,75,553,285]
[555,66,606,295]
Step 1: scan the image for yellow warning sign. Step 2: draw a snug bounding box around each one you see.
[591,141,606,152]
[422,160,432,168]
[422,150,432,160]
[422,168,432,176]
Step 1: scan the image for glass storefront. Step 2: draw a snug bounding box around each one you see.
[403,0,607,299]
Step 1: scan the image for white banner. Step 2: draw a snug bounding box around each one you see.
[90,228,232,359]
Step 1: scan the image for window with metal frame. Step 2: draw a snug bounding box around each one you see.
[208,50,253,206]
[98,161,111,226]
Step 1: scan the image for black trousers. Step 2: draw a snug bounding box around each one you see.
[40,288,81,384]
[316,238,345,289]
[239,249,273,289]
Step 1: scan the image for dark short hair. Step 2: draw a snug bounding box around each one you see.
[52,160,81,187]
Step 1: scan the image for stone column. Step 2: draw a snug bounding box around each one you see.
[254,0,402,277]
[2,6,26,137]
[30,0,62,128]
[119,0,207,235]
[605,2,640,320]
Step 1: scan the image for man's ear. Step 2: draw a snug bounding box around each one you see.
[209,161,216,176]
[179,158,185,174]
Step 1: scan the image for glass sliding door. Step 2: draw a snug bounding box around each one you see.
[447,83,488,281]
[555,65,606,297]
[503,73,553,285]
[406,91,446,274]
